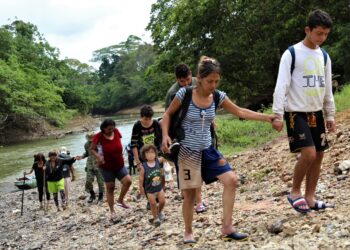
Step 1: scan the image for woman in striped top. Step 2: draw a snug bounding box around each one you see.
[162,56,276,243]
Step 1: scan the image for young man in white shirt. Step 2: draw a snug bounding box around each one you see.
[272,9,336,213]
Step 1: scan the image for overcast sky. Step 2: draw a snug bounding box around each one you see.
[0,0,156,65]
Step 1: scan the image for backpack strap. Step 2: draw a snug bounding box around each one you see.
[178,87,193,123]
[320,48,328,66]
[213,90,221,111]
[288,45,328,75]
[288,46,295,75]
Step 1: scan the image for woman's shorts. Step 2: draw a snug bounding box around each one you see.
[177,145,233,189]
[99,166,128,183]
[47,178,64,193]
[201,145,233,185]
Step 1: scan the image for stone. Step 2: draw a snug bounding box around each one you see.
[266,220,284,234]
[312,224,321,233]
[337,175,348,181]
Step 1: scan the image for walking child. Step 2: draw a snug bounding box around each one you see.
[24,153,50,210]
[139,144,166,227]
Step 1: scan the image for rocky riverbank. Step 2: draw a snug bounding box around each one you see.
[1,115,100,145]
[1,110,349,249]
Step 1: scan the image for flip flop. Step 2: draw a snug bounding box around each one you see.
[183,239,197,244]
[287,194,310,214]
[310,200,335,211]
[116,202,131,209]
[195,204,207,214]
[110,214,121,223]
[222,232,248,241]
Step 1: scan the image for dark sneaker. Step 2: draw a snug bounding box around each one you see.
[164,142,180,161]
[154,218,161,227]
[88,191,96,203]
[169,142,180,155]
[97,192,103,203]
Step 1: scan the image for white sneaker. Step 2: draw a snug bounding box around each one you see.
[158,212,165,221]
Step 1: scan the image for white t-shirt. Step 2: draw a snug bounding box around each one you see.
[272,41,335,121]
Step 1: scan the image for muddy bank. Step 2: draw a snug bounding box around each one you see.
[0,115,100,145]
[115,102,164,115]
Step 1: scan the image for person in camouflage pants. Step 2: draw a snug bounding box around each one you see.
[79,132,105,203]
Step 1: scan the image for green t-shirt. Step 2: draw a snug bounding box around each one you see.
[164,77,196,110]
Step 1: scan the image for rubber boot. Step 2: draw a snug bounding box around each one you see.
[88,190,96,203]
[98,192,103,203]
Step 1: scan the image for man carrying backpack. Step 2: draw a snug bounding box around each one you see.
[272,10,336,214]
[165,64,196,110]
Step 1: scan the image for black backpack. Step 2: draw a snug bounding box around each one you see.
[169,87,221,147]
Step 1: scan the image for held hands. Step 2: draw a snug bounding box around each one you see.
[271,114,284,132]
[75,155,83,161]
[96,155,105,165]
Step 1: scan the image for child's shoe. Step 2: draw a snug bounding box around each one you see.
[154,218,161,227]
[158,212,166,221]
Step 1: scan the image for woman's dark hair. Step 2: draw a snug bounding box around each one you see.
[100,119,116,132]
[34,153,46,163]
[48,151,57,157]
[175,63,191,79]
[140,105,154,118]
[140,144,158,161]
[307,9,332,30]
[197,56,221,79]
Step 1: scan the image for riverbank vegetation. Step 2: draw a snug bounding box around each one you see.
[216,84,350,155]
[1,1,349,143]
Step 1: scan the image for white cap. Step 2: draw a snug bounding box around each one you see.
[60,146,67,154]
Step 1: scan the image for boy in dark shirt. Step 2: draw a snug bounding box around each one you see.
[130,105,162,170]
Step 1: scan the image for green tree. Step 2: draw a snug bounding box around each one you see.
[147,0,350,107]
[92,35,158,114]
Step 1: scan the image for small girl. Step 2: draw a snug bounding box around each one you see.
[139,144,166,226]
[24,153,50,210]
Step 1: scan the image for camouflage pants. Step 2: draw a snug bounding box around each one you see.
[85,167,104,193]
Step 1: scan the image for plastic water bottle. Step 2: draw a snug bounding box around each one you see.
[97,143,103,156]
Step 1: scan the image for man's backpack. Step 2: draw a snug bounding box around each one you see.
[169,86,221,145]
[288,46,328,74]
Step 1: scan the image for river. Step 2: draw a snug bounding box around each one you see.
[0,115,151,193]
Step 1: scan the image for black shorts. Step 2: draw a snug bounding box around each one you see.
[284,111,329,153]
[99,167,128,183]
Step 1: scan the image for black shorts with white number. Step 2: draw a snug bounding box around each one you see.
[284,110,329,153]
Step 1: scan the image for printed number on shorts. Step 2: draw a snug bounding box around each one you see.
[320,133,326,146]
[183,169,191,180]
